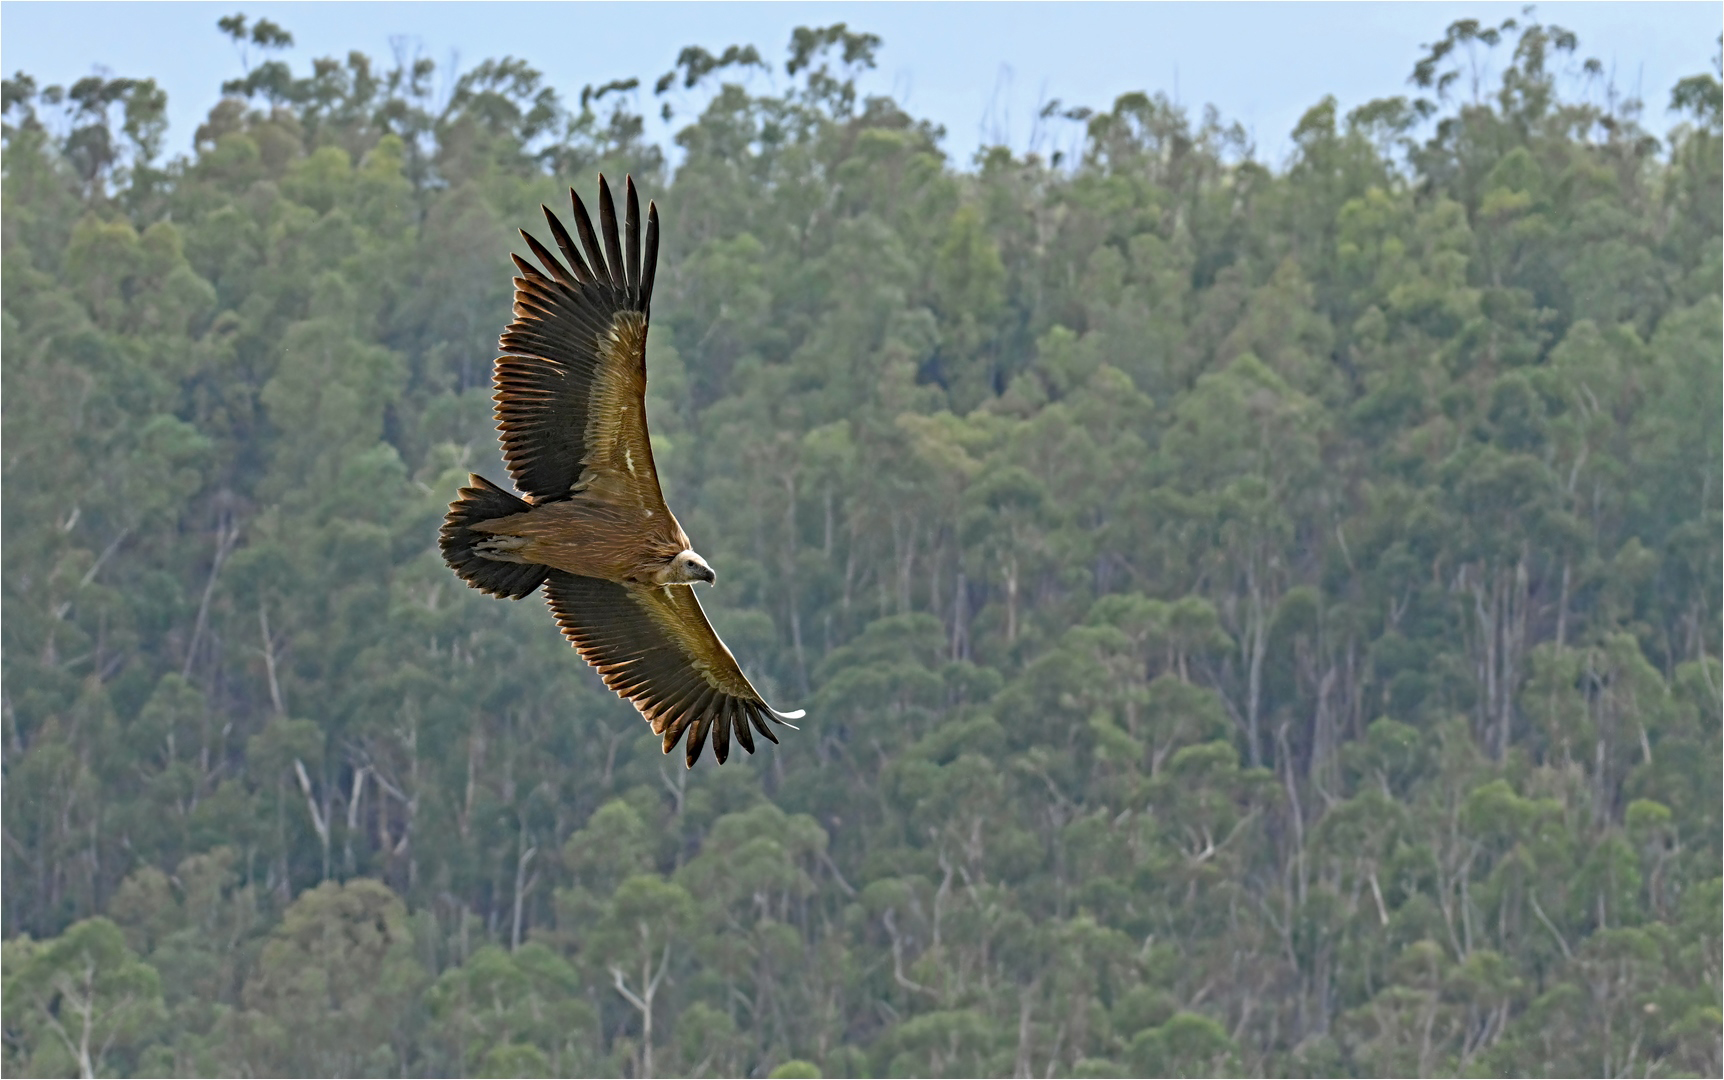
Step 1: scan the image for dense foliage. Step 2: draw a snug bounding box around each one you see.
[3,13,1720,1077]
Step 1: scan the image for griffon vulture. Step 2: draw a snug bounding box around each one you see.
[439,175,803,767]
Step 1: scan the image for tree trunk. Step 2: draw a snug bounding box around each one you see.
[610,937,670,1079]
[784,472,808,693]
[511,840,536,951]
[292,758,331,881]
[1244,558,1268,768]
[952,565,969,661]
[182,515,239,679]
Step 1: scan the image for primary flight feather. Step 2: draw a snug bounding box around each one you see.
[439,175,803,768]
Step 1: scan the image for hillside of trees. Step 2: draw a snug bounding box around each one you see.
[2,13,1719,1077]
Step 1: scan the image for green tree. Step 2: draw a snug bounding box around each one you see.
[2,918,165,1078]
[236,879,426,1076]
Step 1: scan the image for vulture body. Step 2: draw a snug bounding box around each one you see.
[440,175,802,768]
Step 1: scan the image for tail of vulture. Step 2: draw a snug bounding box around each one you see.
[439,474,548,599]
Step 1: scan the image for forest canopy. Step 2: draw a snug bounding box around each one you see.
[2,12,1720,1078]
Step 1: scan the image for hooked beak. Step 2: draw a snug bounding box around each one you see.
[697,565,717,585]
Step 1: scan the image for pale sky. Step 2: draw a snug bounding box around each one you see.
[3,2,1718,170]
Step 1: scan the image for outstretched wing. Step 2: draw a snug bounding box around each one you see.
[494,175,674,531]
[543,571,803,767]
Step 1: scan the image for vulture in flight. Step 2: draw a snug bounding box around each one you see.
[439,175,803,767]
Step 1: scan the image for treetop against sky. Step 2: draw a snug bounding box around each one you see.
[3,0,1717,168]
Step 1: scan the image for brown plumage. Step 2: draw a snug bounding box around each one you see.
[439,175,802,767]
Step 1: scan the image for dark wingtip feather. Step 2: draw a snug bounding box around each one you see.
[543,203,595,284]
[711,701,732,764]
[596,174,625,290]
[733,706,756,754]
[748,705,781,744]
[625,175,642,301]
[639,202,659,312]
[684,712,711,768]
[569,186,608,284]
[520,228,577,288]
